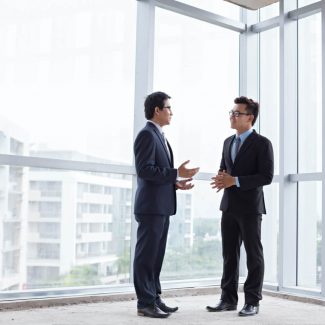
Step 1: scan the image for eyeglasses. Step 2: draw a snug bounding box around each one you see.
[163,106,172,110]
[229,110,251,118]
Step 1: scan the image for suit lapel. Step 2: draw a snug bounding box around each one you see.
[227,135,236,168]
[148,122,172,166]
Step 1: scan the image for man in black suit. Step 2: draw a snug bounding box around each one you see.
[133,91,199,318]
[207,96,274,317]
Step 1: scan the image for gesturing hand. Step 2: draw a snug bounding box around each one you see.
[176,178,194,190]
[178,160,200,178]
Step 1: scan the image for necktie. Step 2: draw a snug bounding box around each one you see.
[161,132,171,159]
[232,137,241,162]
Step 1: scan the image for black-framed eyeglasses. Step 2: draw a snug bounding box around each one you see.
[229,110,251,117]
[163,106,172,110]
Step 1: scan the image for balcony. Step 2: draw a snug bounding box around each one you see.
[77,213,112,223]
[76,232,112,243]
[79,193,113,204]
[29,190,61,201]
[28,233,60,243]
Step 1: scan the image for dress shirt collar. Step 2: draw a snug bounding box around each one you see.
[148,120,164,134]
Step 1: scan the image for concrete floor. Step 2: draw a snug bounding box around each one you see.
[1,294,325,325]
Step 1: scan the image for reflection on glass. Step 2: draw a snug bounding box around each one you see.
[260,28,279,174]
[298,14,321,173]
[0,166,132,291]
[154,8,239,172]
[176,0,239,20]
[0,0,136,164]
[161,180,222,280]
[298,182,322,289]
[262,183,279,284]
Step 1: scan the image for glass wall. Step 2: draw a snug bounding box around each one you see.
[299,0,321,7]
[297,12,322,290]
[0,0,324,301]
[176,0,240,20]
[298,181,322,289]
[0,0,136,164]
[298,13,322,173]
[0,165,132,290]
[154,8,239,172]
[162,181,222,280]
[260,3,279,20]
[260,27,280,174]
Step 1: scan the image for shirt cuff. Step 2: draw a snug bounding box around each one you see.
[235,177,240,187]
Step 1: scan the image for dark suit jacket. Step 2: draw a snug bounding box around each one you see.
[134,122,177,216]
[219,130,274,215]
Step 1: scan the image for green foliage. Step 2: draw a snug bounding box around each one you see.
[60,265,101,286]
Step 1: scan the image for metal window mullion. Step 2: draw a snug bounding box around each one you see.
[153,0,245,32]
[251,16,280,33]
[0,154,135,175]
[288,1,322,21]
[130,0,156,283]
[321,0,325,298]
[278,0,298,291]
[239,7,259,278]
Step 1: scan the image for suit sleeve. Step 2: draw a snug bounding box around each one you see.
[238,138,274,191]
[219,143,226,172]
[134,130,177,184]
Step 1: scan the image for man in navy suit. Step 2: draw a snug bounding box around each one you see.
[207,96,274,317]
[133,91,199,318]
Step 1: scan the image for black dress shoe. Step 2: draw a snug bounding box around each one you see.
[238,304,259,316]
[156,300,178,313]
[206,300,237,312]
[137,305,170,318]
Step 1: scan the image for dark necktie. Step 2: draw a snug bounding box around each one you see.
[232,137,241,162]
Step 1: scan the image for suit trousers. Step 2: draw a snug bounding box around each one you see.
[133,214,170,308]
[220,211,264,306]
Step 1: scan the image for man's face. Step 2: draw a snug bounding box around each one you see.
[155,99,173,126]
[229,103,253,131]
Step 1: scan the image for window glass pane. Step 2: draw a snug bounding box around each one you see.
[298,14,322,173]
[260,28,279,174]
[161,180,222,280]
[0,166,132,291]
[298,182,322,289]
[260,3,279,21]
[176,0,240,20]
[154,8,239,173]
[0,0,136,164]
[299,0,320,7]
[262,183,279,283]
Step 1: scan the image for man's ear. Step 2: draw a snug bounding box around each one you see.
[154,106,160,115]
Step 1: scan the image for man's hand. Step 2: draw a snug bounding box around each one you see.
[178,160,200,178]
[176,178,194,190]
[210,170,236,192]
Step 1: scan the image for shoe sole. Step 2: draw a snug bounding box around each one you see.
[238,312,258,316]
[206,307,237,312]
[137,311,170,318]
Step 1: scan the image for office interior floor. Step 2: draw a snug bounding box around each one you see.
[1,292,325,325]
